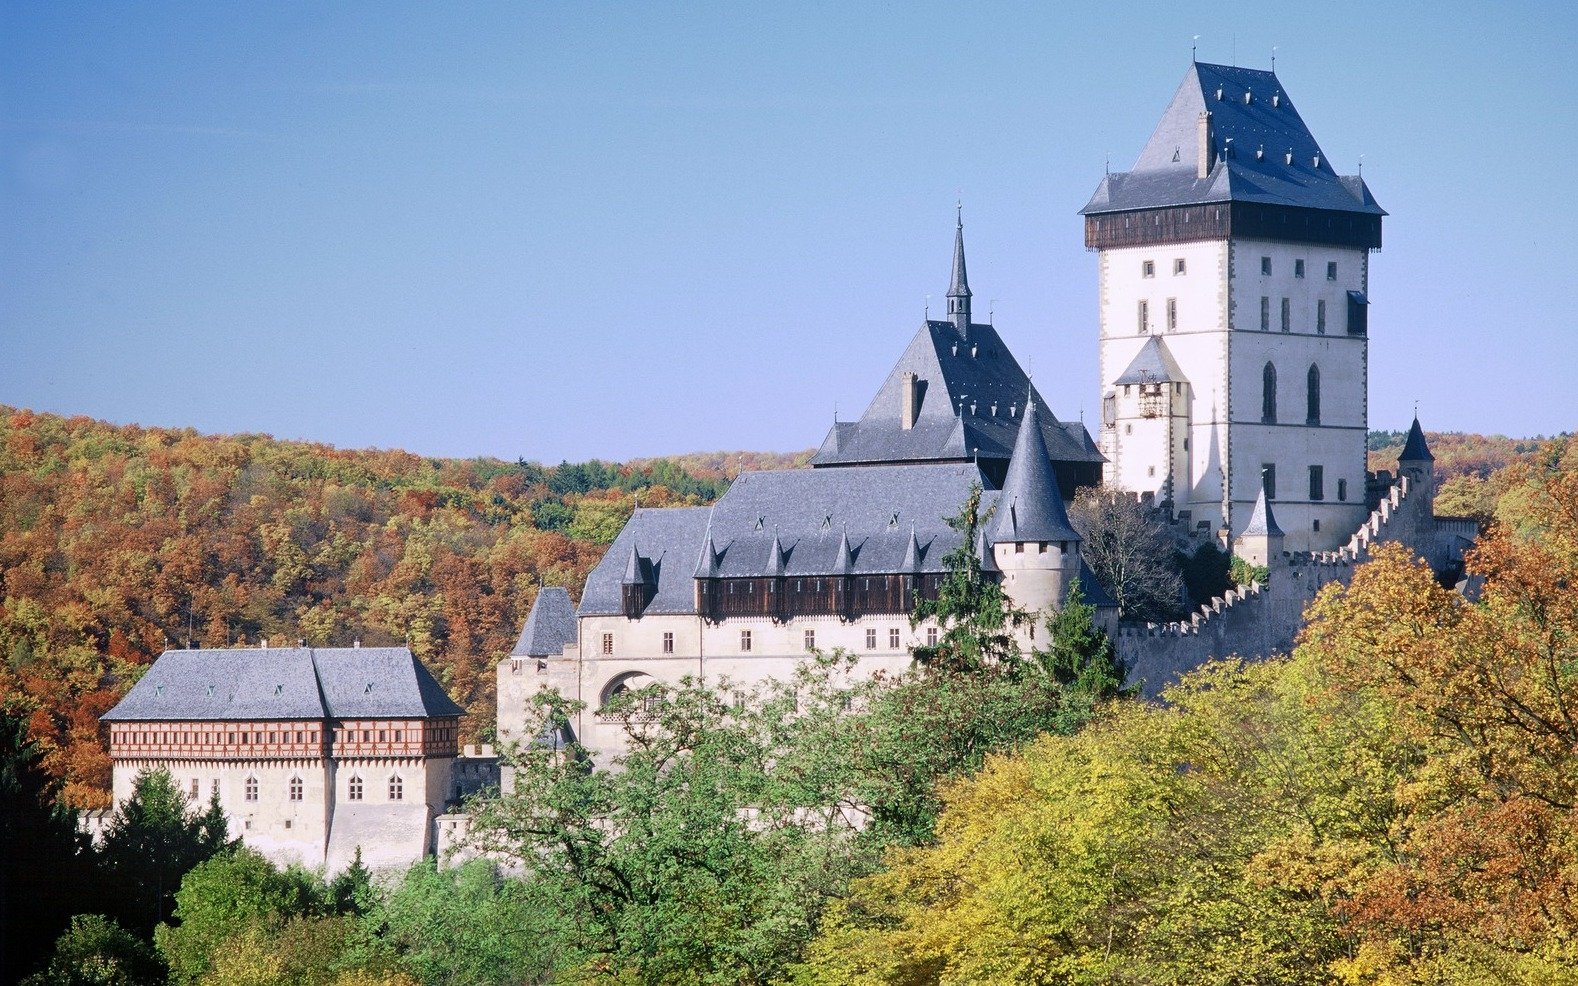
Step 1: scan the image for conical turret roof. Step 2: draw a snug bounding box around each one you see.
[832,528,855,576]
[621,545,646,585]
[988,398,1080,544]
[900,525,923,573]
[694,527,721,579]
[764,532,786,577]
[1399,416,1434,463]
[1242,486,1284,538]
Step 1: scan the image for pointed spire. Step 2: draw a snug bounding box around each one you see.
[988,397,1080,545]
[901,524,923,574]
[1242,485,1284,538]
[1399,415,1434,464]
[947,206,972,337]
[764,531,786,577]
[621,545,646,585]
[694,526,721,579]
[832,526,855,576]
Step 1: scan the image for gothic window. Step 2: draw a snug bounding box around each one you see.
[244,776,259,802]
[1310,465,1325,500]
[389,775,403,801]
[1260,296,1270,330]
[289,776,303,801]
[1262,363,1278,423]
[1262,464,1277,499]
[1307,365,1321,424]
[349,775,363,801]
[1316,299,1326,334]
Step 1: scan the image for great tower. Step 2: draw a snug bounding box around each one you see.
[1081,62,1384,551]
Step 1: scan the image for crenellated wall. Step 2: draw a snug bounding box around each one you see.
[1118,474,1473,696]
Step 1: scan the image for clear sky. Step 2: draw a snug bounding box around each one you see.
[4,2,1575,463]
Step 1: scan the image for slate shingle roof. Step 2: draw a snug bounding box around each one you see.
[102,647,465,722]
[1082,62,1384,218]
[988,400,1081,545]
[1113,336,1187,386]
[1242,487,1284,538]
[511,587,579,657]
[1399,417,1434,463]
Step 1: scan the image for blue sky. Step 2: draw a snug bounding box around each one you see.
[4,2,1575,462]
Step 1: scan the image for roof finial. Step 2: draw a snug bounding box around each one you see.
[924,294,930,319]
[988,298,995,324]
[1192,35,1199,62]
[1271,45,1277,71]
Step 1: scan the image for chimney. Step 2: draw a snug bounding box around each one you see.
[1196,111,1213,179]
[900,372,918,430]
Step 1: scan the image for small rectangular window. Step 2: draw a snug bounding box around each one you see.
[1327,261,1338,281]
[1173,258,1186,275]
[740,630,752,652]
[1260,296,1270,331]
[804,629,816,651]
[1310,465,1325,500]
[1280,297,1291,332]
[1261,256,1272,276]
[601,632,613,655]
[1316,299,1326,334]
[662,632,674,654]
[1166,297,1177,330]
[1338,478,1348,502]
[1142,260,1155,277]
[926,626,938,646]
[212,778,220,797]
[189,779,199,800]
[1137,299,1149,334]
[889,628,901,649]
[1294,259,1305,278]
[865,628,877,649]
[1262,464,1277,500]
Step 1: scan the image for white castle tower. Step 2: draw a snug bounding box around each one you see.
[1081,62,1385,551]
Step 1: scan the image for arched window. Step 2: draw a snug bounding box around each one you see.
[288,776,303,802]
[1262,363,1278,423]
[1306,365,1321,425]
[244,776,259,802]
[388,774,404,801]
[348,775,363,801]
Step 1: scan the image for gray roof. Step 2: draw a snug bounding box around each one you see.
[1242,487,1284,538]
[1075,558,1118,609]
[1113,336,1187,386]
[1399,417,1434,462]
[1082,62,1385,218]
[578,465,997,615]
[103,647,465,722]
[810,319,1102,471]
[988,400,1081,545]
[511,587,579,657]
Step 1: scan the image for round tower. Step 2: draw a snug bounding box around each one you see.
[987,397,1082,614]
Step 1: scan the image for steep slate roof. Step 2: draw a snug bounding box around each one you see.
[511,587,578,657]
[988,400,1081,545]
[809,319,1102,472]
[1082,62,1384,217]
[577,465,998,616]
[948,215,971,300]
[103,647,464,722]
[1399,417,1434,462]
[1114,336,1187,385]
[1242,487,1285,538]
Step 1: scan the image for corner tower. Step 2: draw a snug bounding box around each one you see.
[1082,62,1384,551]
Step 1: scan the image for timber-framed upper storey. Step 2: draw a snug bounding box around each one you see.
[1084,202,1383,251]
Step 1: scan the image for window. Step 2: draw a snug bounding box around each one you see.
[865,628,877,649]
[1294,259,1305,278]
[740,630,752,652]
[1137,299,1150,333]
[389,775,403,801]
[1347,291,1368,336]
[1015,542,1025,554]
[189,778,199,801]
[245,776,259,802]
[1262,464,1277,499]
[1166,297,1178,330]
[379,730,387,742]
[394,730,402,742]
[289,775,304,801]
[1316,299,1326,334]
[804,629,816,651]
[1280,297,1291,332]
[1307,365,1321,424]
[1310,465,1325,500]
[349,775,363,801]
[1260,296,1270,330]
[662,632,674,654]
[1142,260,1155,277]
[1338,478,1348,501]
[889,628,901,649]
[1327,261,1338,281]
[1262,363,1277,423]
[1174,258,1186,275]
[1261,256,1272,275]
[1314,519,1322,532]
[926,626,939,647]
[601,632,613,655]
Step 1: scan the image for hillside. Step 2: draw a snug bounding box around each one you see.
[0,407,761,807]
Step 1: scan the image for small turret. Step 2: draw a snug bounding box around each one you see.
[987,397,1081,614]
[620,546,653,617]
[1397,414,1436,513]
[1234,485,1284,569]
[946,207,972,338]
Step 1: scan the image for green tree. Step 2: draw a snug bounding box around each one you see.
[911,484,1026,672]
[329,847,376,917]
[20,914,166,986]
[98,768,230,936]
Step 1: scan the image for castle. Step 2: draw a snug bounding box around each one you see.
[98,61,1475,871]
